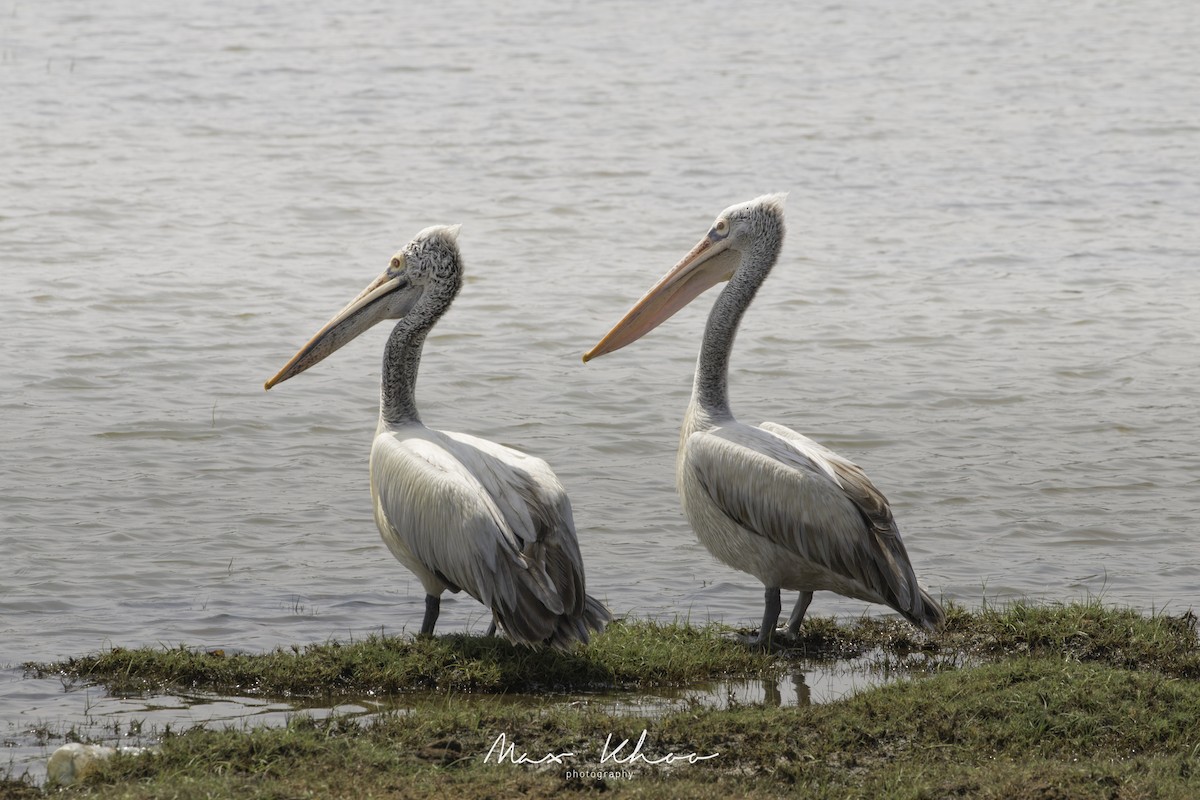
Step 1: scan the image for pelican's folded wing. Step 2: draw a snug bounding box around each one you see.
[371,434,565,620]
[684,422,917,610]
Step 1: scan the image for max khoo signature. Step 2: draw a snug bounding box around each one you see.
[483,729,720,769]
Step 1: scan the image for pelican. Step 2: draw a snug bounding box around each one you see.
[583,195,943,646]
[266,225,610,647]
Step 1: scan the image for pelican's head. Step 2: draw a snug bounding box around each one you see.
[582,194,786,362]
[264,224,463,390]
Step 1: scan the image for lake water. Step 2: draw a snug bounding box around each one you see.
[2,0,1198,780]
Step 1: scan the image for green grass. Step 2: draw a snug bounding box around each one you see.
[792,599,1200,678]
[30,601,1198,700]
[13,600,1200,799]
[26,619,783,698]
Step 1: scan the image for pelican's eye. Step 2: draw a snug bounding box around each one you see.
[390,258,401,270]
[713,218,730,237]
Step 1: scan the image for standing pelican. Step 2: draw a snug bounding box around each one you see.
[583,195,942,646]
[266,225,610,647]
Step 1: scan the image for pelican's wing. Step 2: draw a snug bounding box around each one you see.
[684,421,919,611]
[442,431,580,555]
[442,432,609,643]
[757,422,897,539]
[372,429,605,644]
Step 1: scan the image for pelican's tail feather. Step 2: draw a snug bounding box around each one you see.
[901,587,945,633]
[542,592,612,650]
[582,593,613,633]
[494,590,612,650]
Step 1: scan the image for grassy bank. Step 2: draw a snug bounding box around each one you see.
[8,601,1200,799]
[25,619,785,697]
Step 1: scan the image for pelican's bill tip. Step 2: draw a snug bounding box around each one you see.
[263,370,287,391]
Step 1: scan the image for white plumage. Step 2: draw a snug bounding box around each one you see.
[370,426,605,645]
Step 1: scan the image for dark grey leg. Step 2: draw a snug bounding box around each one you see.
[484,618,497,637]
[742,586,781,648]
[785,591,814,638]
[420,594,440,636]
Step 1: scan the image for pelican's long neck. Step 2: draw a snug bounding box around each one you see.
[689,233,782,425]
[380,288,455,427]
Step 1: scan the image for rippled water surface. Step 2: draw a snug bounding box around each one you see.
[3,0,1198,780]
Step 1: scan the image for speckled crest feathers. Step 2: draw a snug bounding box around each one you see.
[720,194,788,260]
[399,224,464,287]
[720,192,788,219]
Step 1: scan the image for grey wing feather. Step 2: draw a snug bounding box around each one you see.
[686,422,941,628]
[757,422,899,546]
[373,431,608,646]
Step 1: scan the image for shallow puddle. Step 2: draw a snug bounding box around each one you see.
[0,669,380,785]
[589,653,905,716]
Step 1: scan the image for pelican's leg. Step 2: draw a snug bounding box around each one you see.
[785,591,814,638]
[419,594,440,636]
[742,587,782,649]
[484,618,497,637]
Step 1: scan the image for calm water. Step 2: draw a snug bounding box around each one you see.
[2,0,1198,779]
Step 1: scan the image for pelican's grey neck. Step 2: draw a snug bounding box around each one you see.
[690,233,783,421]
[380,282,458,426]
[380,314,429,425]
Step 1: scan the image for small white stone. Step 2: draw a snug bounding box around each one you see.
[46,743,151,785]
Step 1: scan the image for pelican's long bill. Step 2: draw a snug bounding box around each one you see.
[264,268,420,390]
[582,232,741,362]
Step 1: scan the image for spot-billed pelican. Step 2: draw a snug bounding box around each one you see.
[583,195,942,646]
[266,225,610,647]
